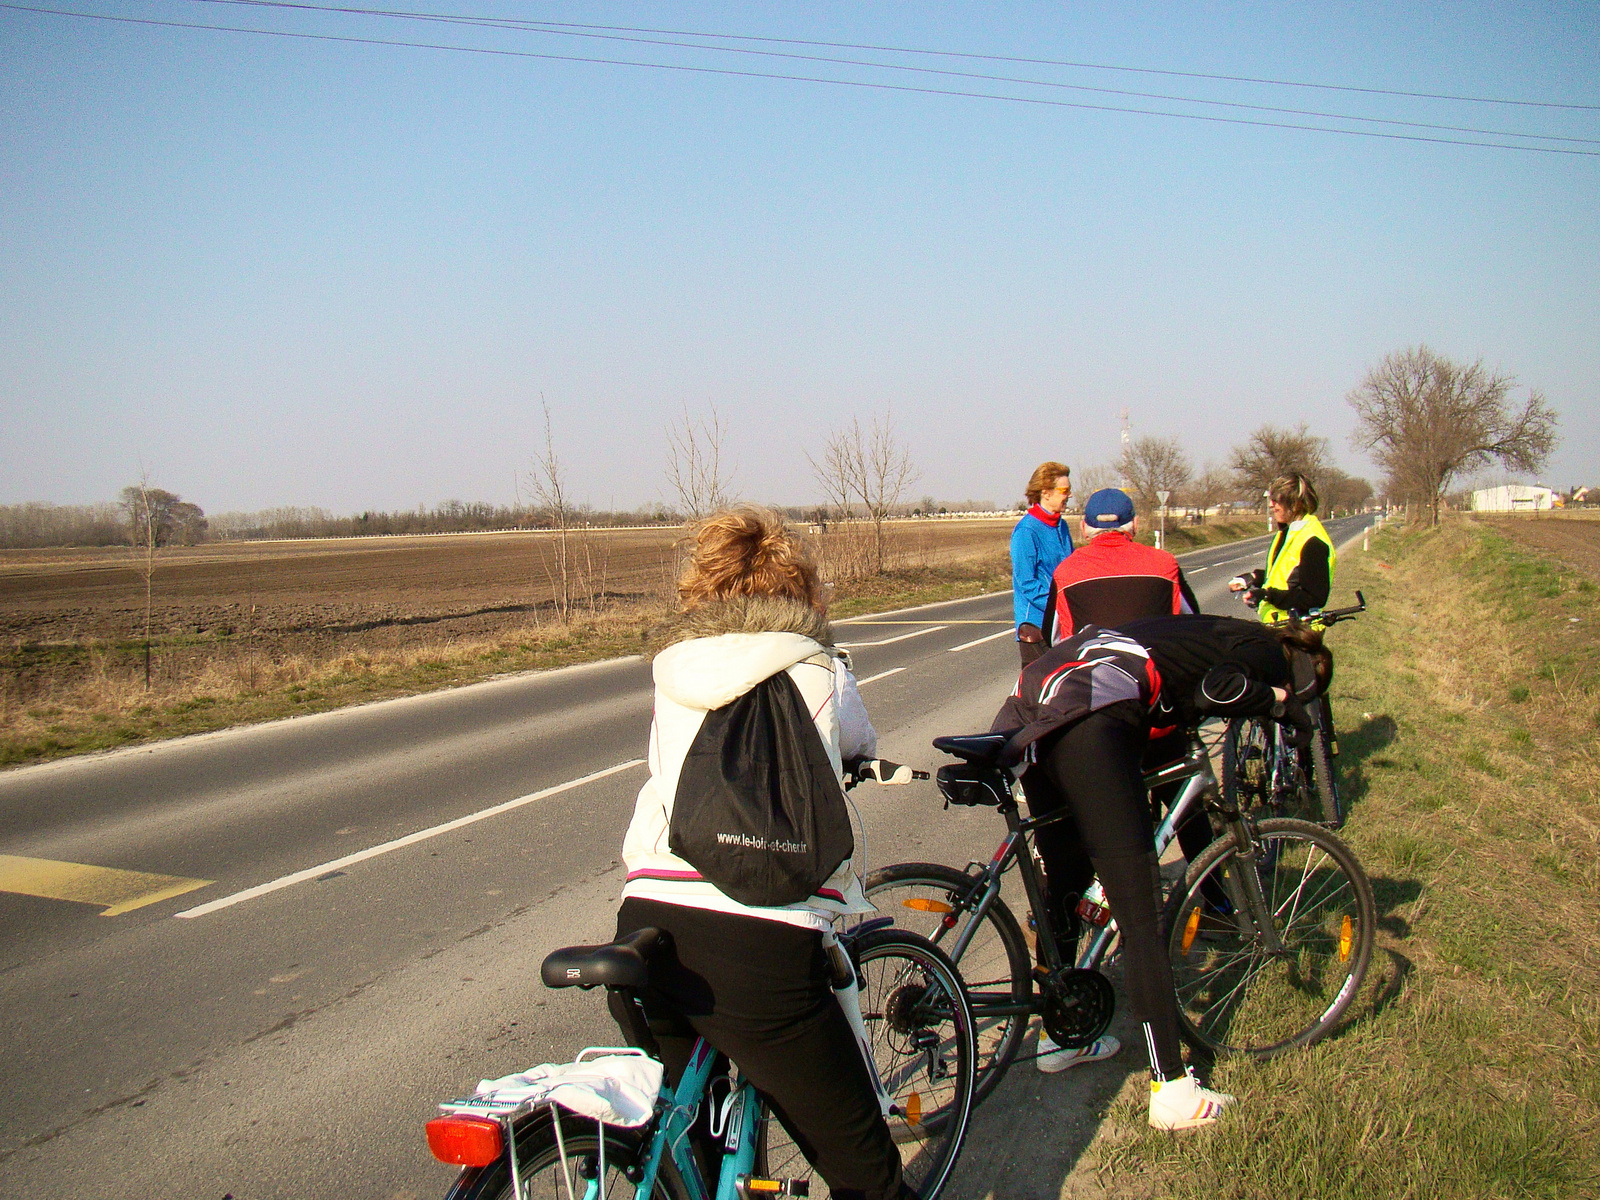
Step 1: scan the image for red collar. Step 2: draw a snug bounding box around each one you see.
[1027,504,1060,526]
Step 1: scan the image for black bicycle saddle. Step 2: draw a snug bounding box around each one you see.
[932,732,1012,765]
[541,927,669,990]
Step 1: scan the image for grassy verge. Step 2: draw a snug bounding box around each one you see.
[1089,518,1600,1198]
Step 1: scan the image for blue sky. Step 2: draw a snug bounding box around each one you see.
[2,1,1596,514]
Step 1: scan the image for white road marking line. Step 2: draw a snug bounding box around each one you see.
[1188,567,1209,573]
[946,628,1016,652]
[855,668,906,686]
[837,625,947,648]
[173,759,647,919]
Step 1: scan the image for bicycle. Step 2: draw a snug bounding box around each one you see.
[864,717,1376,1102]
[1221,593,1366,829]
[425,766,976,1200]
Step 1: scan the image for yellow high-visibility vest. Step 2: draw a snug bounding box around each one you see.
[1259,515,1336,625]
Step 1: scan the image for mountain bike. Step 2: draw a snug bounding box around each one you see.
[426,764,975,1200]
[865,723,1375,1102]
[1222,593,1366,829]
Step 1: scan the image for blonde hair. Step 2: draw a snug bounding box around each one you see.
[1269,473,1319,518]
[1025,462,1071,506]
[677,506,822,610]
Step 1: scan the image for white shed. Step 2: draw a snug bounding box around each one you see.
[1471,484,1555,513]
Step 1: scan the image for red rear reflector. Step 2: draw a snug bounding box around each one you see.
[427,1114,505,1166]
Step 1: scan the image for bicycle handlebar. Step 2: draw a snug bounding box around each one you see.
[844,758,931,788]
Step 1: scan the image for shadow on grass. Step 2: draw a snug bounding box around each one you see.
[1369,871,1424,937]
[1334,712,1399,816]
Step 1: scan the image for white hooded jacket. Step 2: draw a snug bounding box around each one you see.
[620,597,877,930]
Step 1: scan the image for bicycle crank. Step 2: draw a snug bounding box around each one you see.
[1040,968,1115,1050]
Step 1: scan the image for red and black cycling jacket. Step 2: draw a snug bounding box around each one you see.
[1042,531,1200,644]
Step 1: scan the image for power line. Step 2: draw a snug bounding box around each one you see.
[201,0,1600,113]
[5,2,1597,157]
[185,0,1600,146]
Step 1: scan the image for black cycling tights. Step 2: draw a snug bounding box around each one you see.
[1021,703,1186,1080]
[611,898,914,1200]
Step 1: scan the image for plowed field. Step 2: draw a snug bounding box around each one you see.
[1480,513,1600,582]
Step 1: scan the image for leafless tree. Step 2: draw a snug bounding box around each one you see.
[664,401,736,521]
[1072,463,1119,509]
[1184,462,1236,522]
[122,477,163,689]
[808,410,920,574]
[1229,424,1330,505]
[1320,467,1375,515]
[527,399,575,621]
[1117,435,1193,517]
[1348,345,1559,526]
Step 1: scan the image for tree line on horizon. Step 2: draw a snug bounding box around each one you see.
[1,346,1567,550]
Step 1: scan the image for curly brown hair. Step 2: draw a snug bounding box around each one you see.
[1267,619,1333,694]
[677,506,823,610]
[1025,461,1071,506]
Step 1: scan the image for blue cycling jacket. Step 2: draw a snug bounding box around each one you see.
[1010,508,1074,634]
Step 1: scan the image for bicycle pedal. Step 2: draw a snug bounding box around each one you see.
[737,1175,809,1198]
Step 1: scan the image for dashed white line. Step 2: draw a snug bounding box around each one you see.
[173,758,647,919]
[838,625,947,648]
[946,628,1015,652]
[856,667,906,686]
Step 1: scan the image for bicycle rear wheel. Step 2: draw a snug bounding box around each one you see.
[444,1107,688,1200]
[1164,818,1375,1058]
[1221,716,1274,812]
[1305,696,1342,827]
[853,928,976,1200]
[862,863,1032,1102]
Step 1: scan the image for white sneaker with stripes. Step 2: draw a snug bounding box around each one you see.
[1148,1067,1235,1130]
[1035,1032,1121,1073]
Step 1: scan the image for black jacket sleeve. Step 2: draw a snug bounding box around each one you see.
[1263,538,1330,613]
[1194,661,1278,717]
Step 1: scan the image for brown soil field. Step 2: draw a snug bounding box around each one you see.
[0,519,1015,647]
[1478,512,1600,582]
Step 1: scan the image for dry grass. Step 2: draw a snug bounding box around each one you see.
[1087,517,1600,1198]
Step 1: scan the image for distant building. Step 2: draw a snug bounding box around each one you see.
[1471,484,1555,513]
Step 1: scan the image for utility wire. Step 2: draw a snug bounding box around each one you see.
[201,0,1600,113]
[5,2,1597,157]
[187,0,1600,146]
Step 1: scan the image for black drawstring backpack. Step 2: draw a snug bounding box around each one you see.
[669,669,854,907]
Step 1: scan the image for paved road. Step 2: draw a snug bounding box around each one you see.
[0,516,1372,1197]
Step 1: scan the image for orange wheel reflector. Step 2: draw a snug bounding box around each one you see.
[426,1114,505,1167]
[747,1181,782,1192]
[903,1092,923,1126]
[1181,908,1202,955]
[903,898,953,914]
[1339,916,1353,962]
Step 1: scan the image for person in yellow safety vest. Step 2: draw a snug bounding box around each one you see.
[1228,474,1337,624]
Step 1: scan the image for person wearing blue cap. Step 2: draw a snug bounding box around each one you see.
[1041,489,1198,645]
[1010,462,1075,666]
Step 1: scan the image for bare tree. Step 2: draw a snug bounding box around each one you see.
[1348,345,1558,526]
[663,401,736,521]
[122,478,164,689]
[808,410,920,574]
[1118,435,1192,517]
[1184,462,1235,522]
[1072,462,1119,508]
[527,400,574,621]
[1229,424,1330,504]
[1320,467,1375,516]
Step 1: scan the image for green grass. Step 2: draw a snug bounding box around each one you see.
[1089,518,1600,1199]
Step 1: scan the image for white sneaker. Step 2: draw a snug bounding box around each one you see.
[1148,1067,1235,1129]
[1036,1033,1121,1074]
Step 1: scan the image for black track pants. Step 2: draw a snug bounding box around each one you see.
[611,898,913,1200]
[1020,705,1187,1079]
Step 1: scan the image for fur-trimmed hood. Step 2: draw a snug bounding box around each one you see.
[648,597,835,715]
[645,596,833,658]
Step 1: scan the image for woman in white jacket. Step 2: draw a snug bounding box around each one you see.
[611,506,907,1200]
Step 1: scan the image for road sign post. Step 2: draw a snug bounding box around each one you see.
[1157,490,1170,551]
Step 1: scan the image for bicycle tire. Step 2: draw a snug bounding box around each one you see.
[1305,697,1342,827]
[862,863,1032,1103]
[1221,715,1274,813]
[848,927,977,1200]
[443,1106,690,1200]
[1163,817,1375,1058]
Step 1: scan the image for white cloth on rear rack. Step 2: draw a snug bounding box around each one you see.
[474,1051,664,1127]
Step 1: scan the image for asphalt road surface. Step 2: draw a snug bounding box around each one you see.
[0,516,1373,1198]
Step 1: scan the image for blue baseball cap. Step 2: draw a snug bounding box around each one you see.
[1083,488,1136,528]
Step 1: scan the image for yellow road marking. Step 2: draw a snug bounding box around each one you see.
[0,855,213,916]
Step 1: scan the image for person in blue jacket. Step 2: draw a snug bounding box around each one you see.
[1011,461,1074,665]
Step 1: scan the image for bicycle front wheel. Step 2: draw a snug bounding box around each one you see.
[1164,817,1375,1057]
[862,862,1032,1102]
[443,1107,689,1200]
[852,928,976,1200]
[1305,696,1342,827]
